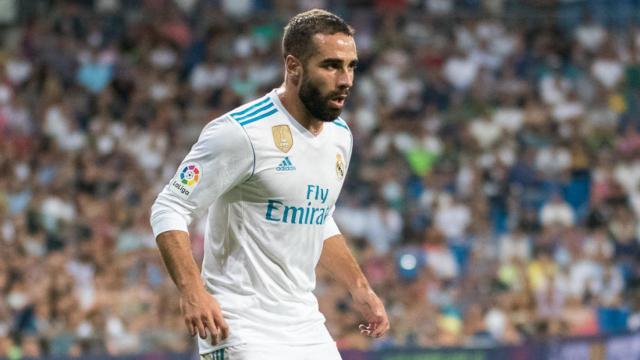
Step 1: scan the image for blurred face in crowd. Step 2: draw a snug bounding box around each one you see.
[21,336,41,357]
[297,32,357,122]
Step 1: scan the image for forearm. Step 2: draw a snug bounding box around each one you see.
[156,230,229,342]
[318,234,370,292]
[320,234,389,337]
[156,230,204,295]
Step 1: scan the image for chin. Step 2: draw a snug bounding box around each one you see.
[325,106,343,120]
[324,112,342,122]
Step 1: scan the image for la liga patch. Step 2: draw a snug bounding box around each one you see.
[170,163,201,198]
[180,164,200,185]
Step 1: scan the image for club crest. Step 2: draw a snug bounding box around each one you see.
[336,153,345,180]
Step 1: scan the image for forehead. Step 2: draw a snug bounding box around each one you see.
[309,33,357,61]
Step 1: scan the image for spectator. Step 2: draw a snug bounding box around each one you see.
[540,193,576,228]
[423,228,459,280]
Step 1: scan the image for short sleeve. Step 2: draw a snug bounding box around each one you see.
[150,117,254,237]
[323,206,341,240]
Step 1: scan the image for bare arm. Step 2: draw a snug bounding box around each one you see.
[156,230,203,293]
[156,230,228,344]
[318,234,389,338]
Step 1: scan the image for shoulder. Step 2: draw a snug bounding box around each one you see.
[195,115,251,154]
[330,117,351,133]
[225,94,280,128]
[329,116,353,145]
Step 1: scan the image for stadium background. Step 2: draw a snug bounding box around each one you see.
[2,0,640,359]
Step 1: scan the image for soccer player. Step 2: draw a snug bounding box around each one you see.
[150,9,389,360]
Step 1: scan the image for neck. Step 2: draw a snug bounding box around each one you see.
[277,86,324,135]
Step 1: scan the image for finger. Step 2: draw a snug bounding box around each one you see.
[371,318,389,337]
[203,316,219,344]
[195,318,207,339]
[213,312,230,340]
[185,318,196,337]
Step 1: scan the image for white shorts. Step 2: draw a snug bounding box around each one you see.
[200,342,342,360]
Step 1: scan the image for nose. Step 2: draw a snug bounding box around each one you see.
[337,66,353,89]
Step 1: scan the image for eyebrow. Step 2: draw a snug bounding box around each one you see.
[319,58,359,66]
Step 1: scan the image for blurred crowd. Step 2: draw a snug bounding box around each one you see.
[3,0,640,357]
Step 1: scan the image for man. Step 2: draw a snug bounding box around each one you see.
[150,9,389,360]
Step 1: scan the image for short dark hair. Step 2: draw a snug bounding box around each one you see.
[282,9,354,63]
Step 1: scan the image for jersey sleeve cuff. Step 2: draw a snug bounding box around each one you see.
[150,212,190,238]
[323,216,341,240]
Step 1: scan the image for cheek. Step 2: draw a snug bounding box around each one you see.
[304,75,330,95]
[308,70,334,89]
[318,77,337,95]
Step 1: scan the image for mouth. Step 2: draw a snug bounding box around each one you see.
[329,94,347,108]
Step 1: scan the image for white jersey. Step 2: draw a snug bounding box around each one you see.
[150,89,353,353]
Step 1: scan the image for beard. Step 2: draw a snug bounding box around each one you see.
[298,74,346,122]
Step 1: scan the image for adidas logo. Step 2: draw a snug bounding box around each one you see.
[276,157,296,172]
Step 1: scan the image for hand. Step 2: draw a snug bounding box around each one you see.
[350,287,389,338]
[180,288,229,345]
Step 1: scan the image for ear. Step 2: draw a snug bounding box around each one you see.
[285,55,303,84]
